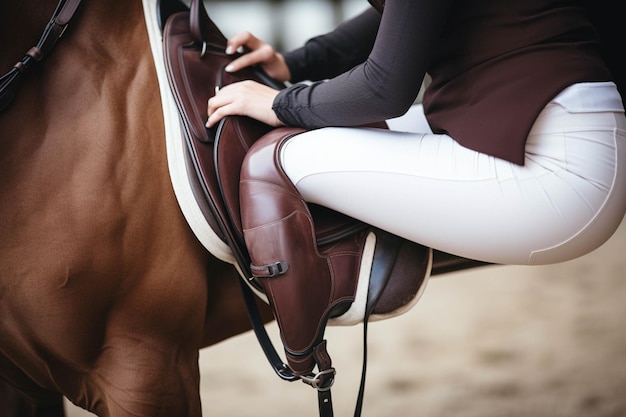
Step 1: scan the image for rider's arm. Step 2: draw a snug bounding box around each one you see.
[282,7,381,83]
[273,0,453,127]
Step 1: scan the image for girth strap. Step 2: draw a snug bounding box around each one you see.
[0,0,85,112]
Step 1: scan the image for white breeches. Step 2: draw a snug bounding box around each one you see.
[279,82,626,265]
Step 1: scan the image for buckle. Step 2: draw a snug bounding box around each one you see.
[251,261,290,278]
[266,261,289,277]
[300,368,336,392]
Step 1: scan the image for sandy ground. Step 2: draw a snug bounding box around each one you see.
[66,217,626,417]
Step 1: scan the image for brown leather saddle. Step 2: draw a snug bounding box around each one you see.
[157,0,486,285]
[157,1,489,416]
[158,0,372,292]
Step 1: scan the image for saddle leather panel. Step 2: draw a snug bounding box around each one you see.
[164,12,253,143]
[163,10,280,263]
[215,119,369,249]
[162,6,373,278]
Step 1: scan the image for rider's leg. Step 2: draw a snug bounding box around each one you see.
[279,82,626,265]
[240,129,432,375]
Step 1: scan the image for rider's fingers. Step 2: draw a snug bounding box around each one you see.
[224,31,276,72]
[206,84,244,127]
[206,102,237,128]
[206,81,282,128]
[207,91,231,117]
[206,94,236,128]
[225,44,274,73]
[226,31,262,55]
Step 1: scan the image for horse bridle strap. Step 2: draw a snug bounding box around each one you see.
[0,0,85,112]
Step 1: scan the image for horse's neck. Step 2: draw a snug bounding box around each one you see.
[0,0,147,81]
[0,0,184,275]
[1,0,159,169]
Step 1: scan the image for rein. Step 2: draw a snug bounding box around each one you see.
[0,0,85,112]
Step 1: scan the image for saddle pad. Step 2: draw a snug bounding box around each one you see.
[143,0,233,262]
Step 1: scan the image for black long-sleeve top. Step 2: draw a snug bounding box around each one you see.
[273,0,613,165]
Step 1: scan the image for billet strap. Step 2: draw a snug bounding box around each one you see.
[238,273,341,417]
[353,232,401,416]
[0,0,85,112]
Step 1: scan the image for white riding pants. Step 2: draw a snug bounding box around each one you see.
[280,82,626,265]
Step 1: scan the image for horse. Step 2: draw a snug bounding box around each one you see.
[2,1,623,416]
[0,1,274,415]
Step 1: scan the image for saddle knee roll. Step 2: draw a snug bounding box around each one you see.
[240,127,433,375]
[240,128,358,374]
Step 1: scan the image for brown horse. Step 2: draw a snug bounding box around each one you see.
[0,1,270,415]
[4,1,622,416]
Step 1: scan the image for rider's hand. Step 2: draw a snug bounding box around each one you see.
[206,80,283,128]
[224,31,291,82]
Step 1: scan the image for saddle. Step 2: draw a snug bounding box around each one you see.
[159,0,430,415]
[157,1,487,416]
[158,0,372,295]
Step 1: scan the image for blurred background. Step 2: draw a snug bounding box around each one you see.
[202,0,369,51]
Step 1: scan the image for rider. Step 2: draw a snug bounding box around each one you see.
[207,0,625,265]
[206,0,626,370]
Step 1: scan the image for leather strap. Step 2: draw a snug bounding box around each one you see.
[353,232,401,416]
[189,0,207,44]
[0,0,85,112]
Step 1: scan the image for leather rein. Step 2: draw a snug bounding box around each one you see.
[0,0,84,112]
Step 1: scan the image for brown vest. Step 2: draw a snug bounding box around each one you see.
[422,0,613,165]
